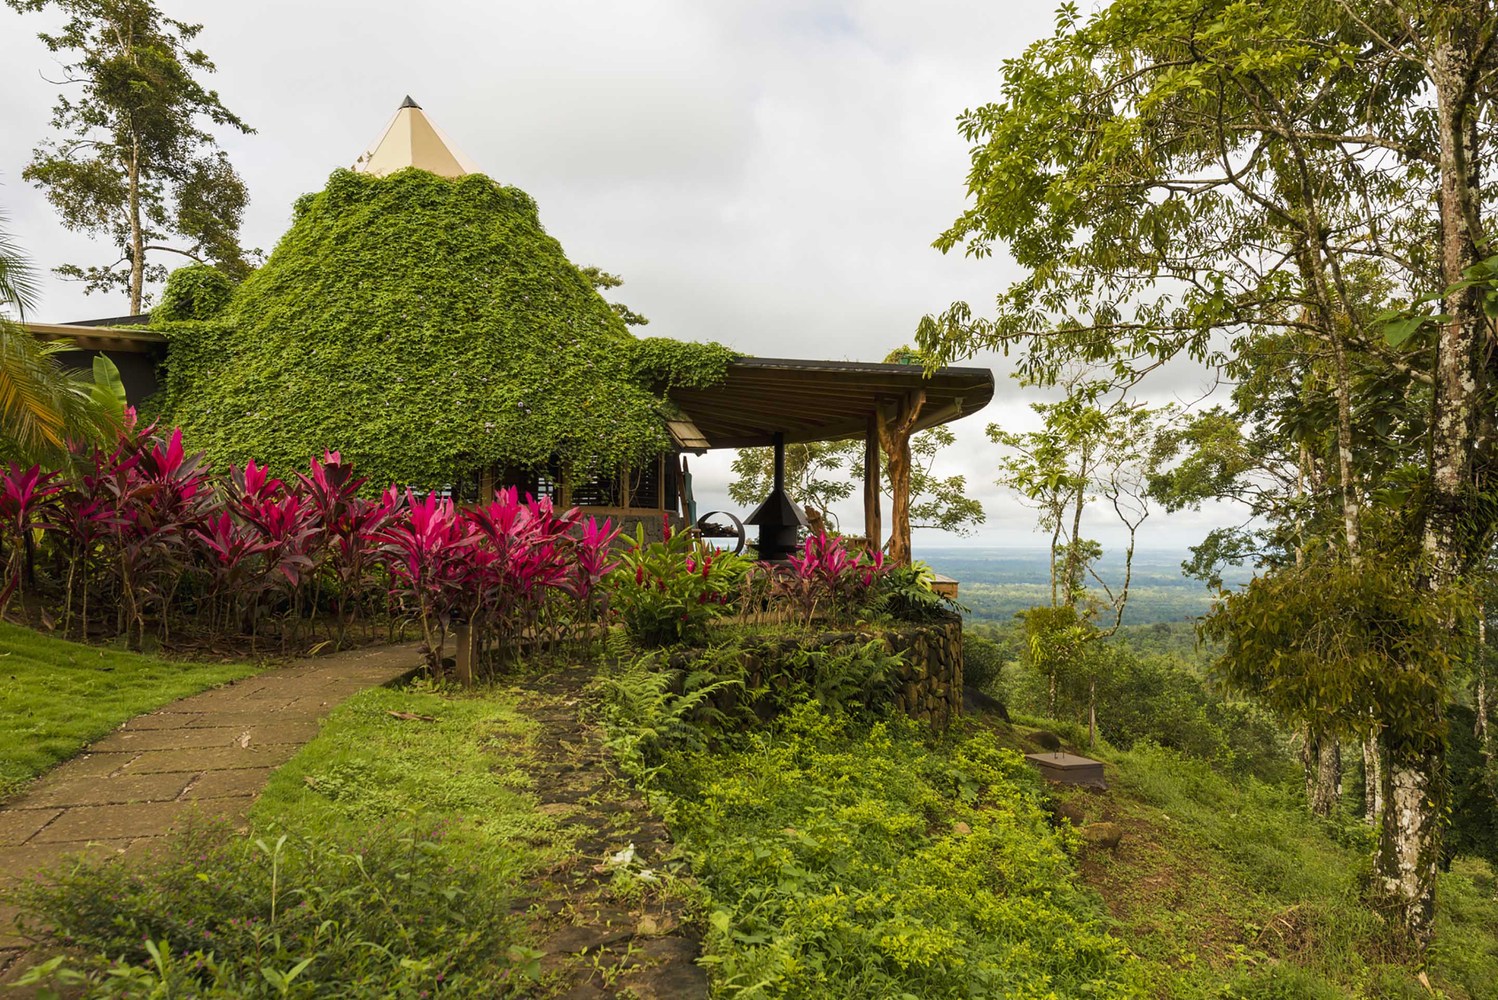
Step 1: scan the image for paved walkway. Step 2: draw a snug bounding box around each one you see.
[0,643,422,978]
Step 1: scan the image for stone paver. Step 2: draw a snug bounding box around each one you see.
[0,642,421,981]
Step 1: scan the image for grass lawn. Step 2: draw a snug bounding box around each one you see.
[0,622,257,800]
[10,678,568,996]
[251,681,563,883]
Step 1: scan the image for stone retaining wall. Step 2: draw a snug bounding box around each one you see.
[883,613,964,728]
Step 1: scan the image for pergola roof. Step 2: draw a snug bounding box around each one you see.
[25,322,167,354]
[666,357,994,450]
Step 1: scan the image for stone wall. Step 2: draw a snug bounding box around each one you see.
[882,613,964,728]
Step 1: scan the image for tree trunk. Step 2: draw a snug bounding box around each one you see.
[1379,28,1488,943]
[1378,729,1445,940]
[128,140,144,314]
[1062,444,1090,608]
[1476,604,1493,770]
[1327,333,1361,560]
[887,433,914,566]
[875,391,925,567]
[1049,518,1062,606]
[1363,728,1384,826]
[1302,727,1342,818]
[1088,676,1097,748]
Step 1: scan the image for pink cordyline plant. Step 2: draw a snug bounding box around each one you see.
[293,451,404,640]
[10,420,626,658]
[0,463,63,615]
[48,452,116,636]
[567,515,620,637]
[99,425,216,647]
[782,532,887,625]
[379,490,482,669]
[191,509,278,634]
[466,489,582,661]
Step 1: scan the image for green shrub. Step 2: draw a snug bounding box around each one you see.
[868,560,954,623]
[598,639,906,783]
[11,821,535,998]
[610,523,749,646]
[153,263,235,321]
[962,633,1006,693]
[596,651,742,784]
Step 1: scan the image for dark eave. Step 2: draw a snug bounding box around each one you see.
[667,356,995,449]
[61,313,153,328]
[25,322,168,354]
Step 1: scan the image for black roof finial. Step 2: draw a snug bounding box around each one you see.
[400,95,421,109]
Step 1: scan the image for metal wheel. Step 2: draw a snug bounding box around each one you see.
[694,510,747,556]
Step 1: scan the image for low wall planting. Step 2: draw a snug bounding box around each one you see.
[662,612,964,730]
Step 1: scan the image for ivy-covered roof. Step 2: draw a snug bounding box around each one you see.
[152,167,731,486]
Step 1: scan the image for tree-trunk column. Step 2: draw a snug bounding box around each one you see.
[876,391,924,567]
[863,416,882,552]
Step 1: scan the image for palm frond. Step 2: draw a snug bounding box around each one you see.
[0,206,42,319]
[0,319,114,467]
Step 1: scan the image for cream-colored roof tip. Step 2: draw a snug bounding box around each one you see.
[352,96,481,179]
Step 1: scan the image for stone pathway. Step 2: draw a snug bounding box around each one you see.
[517,666,708,1000]
[0,643,422,980]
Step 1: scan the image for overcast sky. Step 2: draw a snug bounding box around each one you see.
[0,0,1241,557]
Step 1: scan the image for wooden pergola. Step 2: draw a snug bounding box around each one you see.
[665,357,995,564]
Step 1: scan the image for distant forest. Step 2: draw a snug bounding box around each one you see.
[919,546,1235,627]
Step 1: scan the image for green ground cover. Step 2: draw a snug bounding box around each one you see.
[12,680,562,997]
[0,622,256,799]
[251,683,558,885]
[595,629,1498,999]
[1057,742,1498,998]
[597,651,1148,999]
[673,711,1145,998]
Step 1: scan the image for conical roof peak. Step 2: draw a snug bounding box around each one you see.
[353,97,478,179]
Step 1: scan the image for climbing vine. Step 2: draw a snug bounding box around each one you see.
[152,168,732,489]
[153,264,236,323]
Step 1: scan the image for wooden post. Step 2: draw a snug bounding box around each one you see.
[875,391,925,567]
[863,415,882,551]
[480,466,495,505]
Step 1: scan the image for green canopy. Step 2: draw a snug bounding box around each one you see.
[154,167,729,487]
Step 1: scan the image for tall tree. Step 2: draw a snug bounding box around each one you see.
[917,0,1497,940]
[992,392,1158,628]
[8,0,254,313]
[1150,320,1430,819]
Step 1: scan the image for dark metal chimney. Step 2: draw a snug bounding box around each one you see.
[744,432,808,561]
